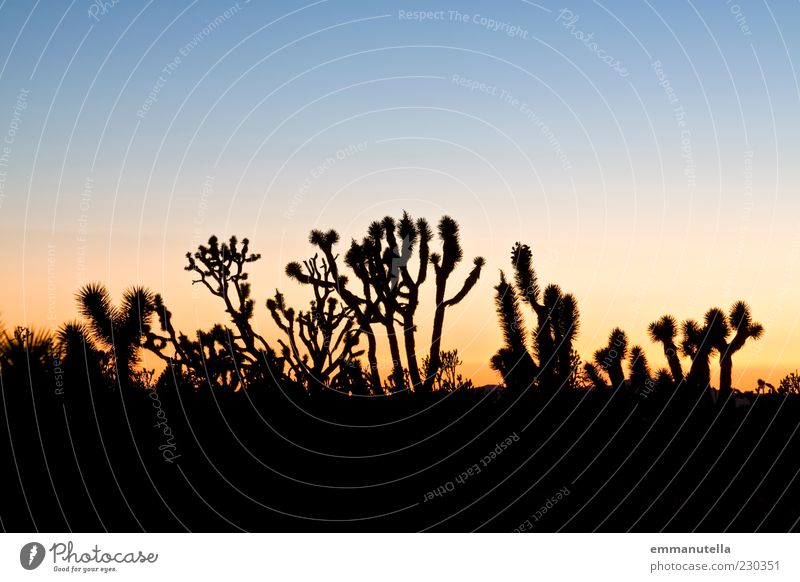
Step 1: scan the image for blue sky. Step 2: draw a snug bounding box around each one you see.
[1,0,799,386]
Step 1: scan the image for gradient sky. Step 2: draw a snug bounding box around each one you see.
[1,0,799,389]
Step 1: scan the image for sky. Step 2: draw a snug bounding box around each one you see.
[1,0,799,390]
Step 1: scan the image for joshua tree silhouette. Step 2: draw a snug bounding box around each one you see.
[424,217,485,393]
[142,237,285,390]
[266,278,363,392]
[55,321,110,390]
[286,228,383,391]
[76,284,155,387]
[580,328,628,390]
[286,212,483,394]
[185,236,271,363]
[581,334,657,396]
[713,301,764,401]
[342,214,425,391]
[592,328,629,389]
[628,345,654,394]
[680,309,728,392]
[393,213,431,391]
[2,208,796,534]
[490,272,537,390]
[491,242,579,390]
[648,315,684,385]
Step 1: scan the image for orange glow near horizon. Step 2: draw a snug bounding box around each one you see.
[4,207,799,394]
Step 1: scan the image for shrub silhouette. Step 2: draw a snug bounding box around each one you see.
[778,372,800,395]
[421,349,473,392]
[0,326,53,387]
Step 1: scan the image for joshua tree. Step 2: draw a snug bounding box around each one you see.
[267,281,363,391]
[713,301,764,400]
[582,332,655,395]
[55,321,111,389]
[76,284,156,386]
[492,242,580,390]
[550,287,581,386]
[287,213,483,394]
[648,315,684,384]
[582,362,607,390]
[348,217,406,390]
[680,309,728,391]
[338,214,427,391]
[423,217,484,392]
[591,327,629,389]
[287,228,384,391]
[394,213,431,390]
[628,345,653,394]
[185,235,271,363]
[490,272,537,390]
[143,291,270,391]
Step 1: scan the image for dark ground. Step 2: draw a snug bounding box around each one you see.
[2,369,799,533]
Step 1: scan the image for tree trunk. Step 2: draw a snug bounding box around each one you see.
[664,344,684,385]
[423,302,447,392]
[402,314,422,390]
[534,318,556,385]
[609,361,625,389]
[384,318,405,391]
[688,355,711,390]
[363,324,381,393]
[718,352,734,401]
